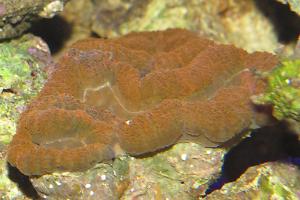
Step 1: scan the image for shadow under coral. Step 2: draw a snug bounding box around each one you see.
[206,122,300,195]
[7,163,40,199]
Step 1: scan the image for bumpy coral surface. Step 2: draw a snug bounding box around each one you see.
[7,29,278,176]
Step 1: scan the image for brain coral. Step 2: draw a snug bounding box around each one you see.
[7,29,278,176]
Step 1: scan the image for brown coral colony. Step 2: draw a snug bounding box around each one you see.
[7,29,278,176]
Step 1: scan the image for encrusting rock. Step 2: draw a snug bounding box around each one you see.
[205,162,300,200]
[7,29,278,176]
[0,0,68,40]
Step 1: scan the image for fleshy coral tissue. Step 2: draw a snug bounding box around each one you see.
[7,29,279,176]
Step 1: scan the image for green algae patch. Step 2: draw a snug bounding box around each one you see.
[259,175,296,200]
[0,34,50,199]
[0,34,49,145]
[253,59,300,121]
[113,156,130,178]
[206,162,300,200]
[119,143,224,199]
[258,164,300,200]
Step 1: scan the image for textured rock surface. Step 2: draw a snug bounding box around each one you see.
[0,0,68,40]
[205,162,300,200]
[277,0,300,15]
[62,0,279,53]
[0,34,50,200]
[31,162,118,199]
[0,34,50,146]
[31,143,225,199]
[7,29,278,176]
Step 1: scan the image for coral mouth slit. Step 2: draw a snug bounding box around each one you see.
[7,29,278,176]
[39,137,88,149]
[82,81,145,115]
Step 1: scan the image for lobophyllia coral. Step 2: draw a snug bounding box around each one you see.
[7,29,278,176]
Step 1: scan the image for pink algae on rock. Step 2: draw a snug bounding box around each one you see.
[7,29,278,176]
